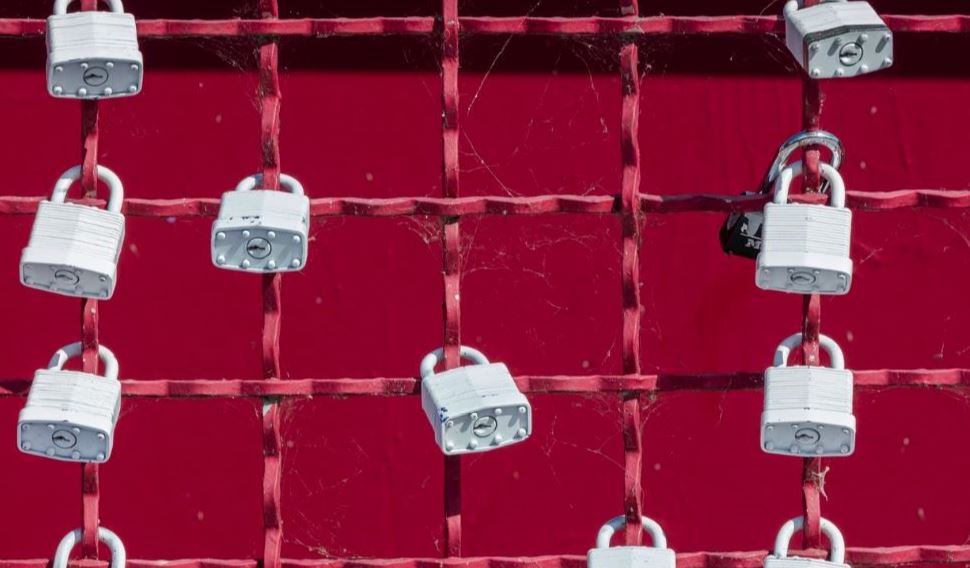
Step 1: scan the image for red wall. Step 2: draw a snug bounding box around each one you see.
[1,0,969,562]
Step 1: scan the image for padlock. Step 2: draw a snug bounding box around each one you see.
[765,516,848,568]
[762,333,855,457]
[419,346,532,455]
[588,515,676,568]
[21,165,126,299]
[756,160,852,294]
[47,0,144,99]
[784,0,892,79]
[18,342,122,463]
[212,173,310,273]
[53,526,125,568]
[721,130,844,259]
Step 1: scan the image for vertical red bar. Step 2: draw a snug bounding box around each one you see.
[620,0,639,17]
[441,0,462,557]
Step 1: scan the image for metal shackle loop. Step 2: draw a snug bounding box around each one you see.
[48,341,120,381]
[772,516,846,565]
[773,161,846,209]
[419,345,490,379]
[783,0,847,15]
[773,333,845,370]
[234,173,305,196]
[53,0,125,16]
[761,130,844,193]
[53,527,126,568]
[595,515,668,550]
[50,165,125,213]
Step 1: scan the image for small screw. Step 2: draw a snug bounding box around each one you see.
[840,445,850,454]
[517,428,527,438]
[766,425,773,431]
[518,406,526,413]
[72,427,80,434]
[290,258,301,268]
[267,260,276,270]
[55,66,63,73]
[71,451,81,460]
[292,235,301,243]
[267,231,276,239]
[216,232,226,240]
[21,442,30,451]
[860,64,870,73]
[883,58,893,67]
[765,442,775,451]
[131,64,139,71]
[81,63,89,70]
[96,453,105,461]
[106,61,114,69]
[242,230,251,237]
[859,33,869,44]
[789,445,799,454]
[494,434,504,444]
[78,87,88,97]
[46,448,55,457]
[103,87,113,96]
[810,68,821,78]
[468,440,478,449]
[470,412,478,420]
[128,85,138,93]
[445,420,453,429]
[97,433,105,440]
[241,259,251,269]
[445,441,454,452]
[21,424,29,431]
[809,42,819,52]
[494,408,503,415]
[835,68,845,77]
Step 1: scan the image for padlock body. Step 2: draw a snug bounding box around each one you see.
[762,366,855,457]
[765,555,850,568]
[588,546,676,568]
[757,203,852,295]
[21,201,125,299]
[18,369,121,463]
[720,208,764,258]
[47,12,143,99]
[785,1,892,79]
[212,189,310,273]
[421,363,532,455]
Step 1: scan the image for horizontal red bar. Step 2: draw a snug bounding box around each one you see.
[0,369,965,398]
[0,15,967,38]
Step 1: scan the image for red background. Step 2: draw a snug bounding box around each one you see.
[1,0,969,562]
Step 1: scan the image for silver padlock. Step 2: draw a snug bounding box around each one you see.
[21,165,126,299]
[756,160,852,295]
[419,346,532,455]
[762,333,855,457]
[18,342,122,463]
[588,515,676,568]
[47,0,144,99]
[765,517,848,568]
[784,0,892,79]
[212,173,310,273]
[54,527,125,568]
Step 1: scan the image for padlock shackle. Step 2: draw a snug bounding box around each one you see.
[761,130,844,194]
[773,161,846,208]
[50,165,125,213]
[48,341,119,381]
[783,0,848,14]
[773,333,845,370]
[234,173,305,196]
[419,345,490,379]
[53,0,125,15]
[772,516,846,565]
[53,527,125,568]
[595,515,668,550]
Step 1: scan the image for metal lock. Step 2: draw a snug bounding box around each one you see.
[18,342,122,463]
[588,515,676,568]
[762,333,855,457]
[419,346,532,455]
[784,0,892,79]
[212,173,310,273]
[54,527,125,568]
[21,165,126,299]
[756,160,852,294]
[765,517,849,568]
[47,0,143,99]
[721,130,844,259]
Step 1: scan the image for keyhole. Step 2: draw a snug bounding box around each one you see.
[246,237,272,259]
[472,416,498,438]
[52,430,77,449]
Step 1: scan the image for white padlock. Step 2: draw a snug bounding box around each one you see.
[765,517,849,568]
[756,161,852,295]
[588,515,676,568]
[419,346,531,455]
[784,0,892,79]
[47,0,144,99]
[21,165,126,299]
[53,527,125,568]
[762,333,855,457]
[212,173,310,273]
[18,342,122,464]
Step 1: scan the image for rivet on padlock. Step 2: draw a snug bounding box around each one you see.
[212,173,310,273]
[47,0,144,99]
[762,333,855,457]
[783,0,892,79]
[18,342,122,464]
[21,165,126,299]
[53,527,125,568]
[766,516,848,568]
[756,160,852,294]
[587,515,676,568]
[419,346,531,455]
[720,130,844,259]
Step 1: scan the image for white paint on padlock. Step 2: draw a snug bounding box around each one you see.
[765,516,848,568]
[588,515,676,568]
[783,0,892,79]
[18,342,122,463]
[420,346,531,455]
[21,165,126,299]
[47,0,144,99]
[756,160,852,295]
[53,527,126,568]
[762,333,856,457]
[212,173,310,273]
